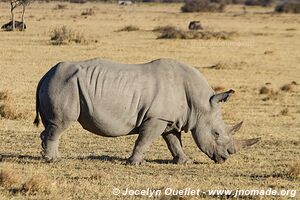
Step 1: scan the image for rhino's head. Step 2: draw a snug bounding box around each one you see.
[191,89,260,164]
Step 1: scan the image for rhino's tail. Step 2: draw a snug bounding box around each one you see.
[34,76,45,127]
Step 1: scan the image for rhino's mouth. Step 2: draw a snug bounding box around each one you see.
[212,153,228,164]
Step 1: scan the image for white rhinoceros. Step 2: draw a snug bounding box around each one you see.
[34,58,260,164]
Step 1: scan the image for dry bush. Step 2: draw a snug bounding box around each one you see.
[280,81,297,92]
[264,50,273,54]
[53,4,68,10]
[0,90,23,120]
[0,104,20,120]
[275,0,300,13]
[81,8,95,16]
[245,0,272,7]
[280,84,293,92]
[0,170,19,188]
[280,108,289,116]
[286,28,297,31]
[259,86,271,94]
[156,26,195,39]
[259,83,280,101]
[155,26,236,40]
[0,169,53,196]
[206,62,226,69]
[117,25,139,32]
[50,26,87,45]
[289,161,300,178]
[245,0,260,5]
[20,175,51,195]
[0,90,10,101]
[259,81,297,101]
[232,0,247,3]
[259,83,278,95]
[153,25,177,33]
[70,0,87,3]
[181,0,226,13]
[211,0,231,3]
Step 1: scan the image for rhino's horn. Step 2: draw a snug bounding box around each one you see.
[234,137,261,151]
[229,121,243,135]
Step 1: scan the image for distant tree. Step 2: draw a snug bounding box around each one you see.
[9,0,30,31]
[20,0,30,31]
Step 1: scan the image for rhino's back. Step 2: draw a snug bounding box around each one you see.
[71,58,189,136]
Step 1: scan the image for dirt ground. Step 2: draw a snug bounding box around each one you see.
[0,1,299,199]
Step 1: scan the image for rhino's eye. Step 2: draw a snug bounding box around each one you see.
[213,131,220,138]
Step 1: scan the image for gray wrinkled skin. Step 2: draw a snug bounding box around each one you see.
[34,58,243,164]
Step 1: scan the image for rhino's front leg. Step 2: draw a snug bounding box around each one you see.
[162,132,193,164]
[128,118,167,165]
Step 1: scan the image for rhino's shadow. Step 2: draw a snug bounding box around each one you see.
[238,173,292,180]
[0,153,205,165]
[0,153,42,163]
[84,155,205,165]
[84,155,172,164]
[85,155,127,162]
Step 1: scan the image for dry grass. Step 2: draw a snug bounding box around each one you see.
[50,26,88,45]
[212,85,225,92]
[289,162,300,178]
[0,2,299,199]
[20,175,51,195]
[0,169,52,196]
[0,170,19,188]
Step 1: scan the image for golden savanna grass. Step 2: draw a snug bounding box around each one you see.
[0,1,299,199]
[0,90,24,120]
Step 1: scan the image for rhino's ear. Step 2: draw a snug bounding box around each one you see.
[210,89,235,105]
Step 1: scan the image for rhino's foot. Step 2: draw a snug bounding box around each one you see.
[41,138,62,162]
[173,156,193,164]
[126,156,145,165]
[40,149,61,163]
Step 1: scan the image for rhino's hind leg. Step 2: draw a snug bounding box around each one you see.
[40,122,71,162]
[162,132,193,164]
[128,118,167,165]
